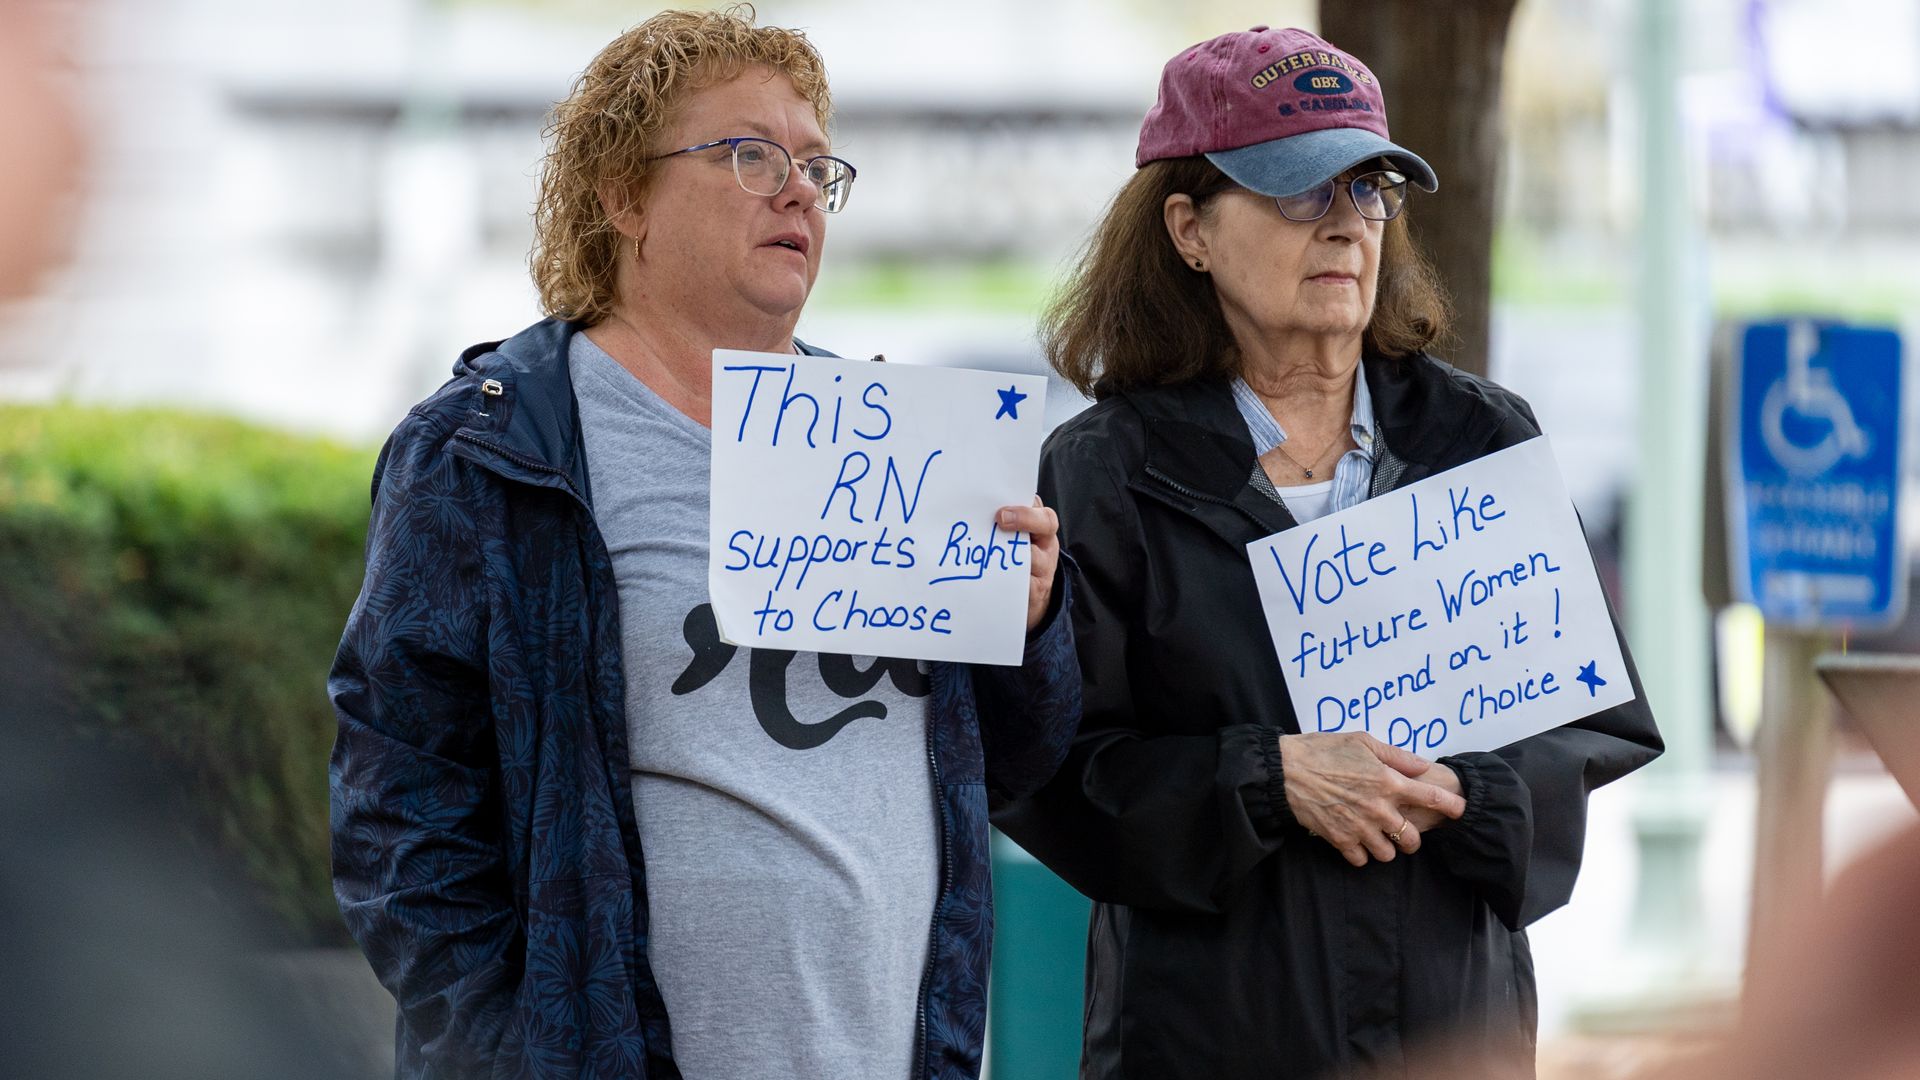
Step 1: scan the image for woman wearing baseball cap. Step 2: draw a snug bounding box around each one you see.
[993,27,1661,1079]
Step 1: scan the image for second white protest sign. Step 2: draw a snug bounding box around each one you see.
[708,350,1048,665]
[1247,437,1634,756]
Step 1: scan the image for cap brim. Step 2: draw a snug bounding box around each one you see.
[1205,127,1438,197]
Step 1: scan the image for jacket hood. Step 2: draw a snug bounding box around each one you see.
[1114,354,1528,504]
[448,317,837,506]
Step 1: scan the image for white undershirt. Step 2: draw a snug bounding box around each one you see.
[1271,478,1336,523]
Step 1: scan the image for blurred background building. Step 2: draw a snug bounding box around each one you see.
[12,0,1920,490]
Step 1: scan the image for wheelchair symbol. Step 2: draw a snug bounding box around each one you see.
[1761,327,1872,477]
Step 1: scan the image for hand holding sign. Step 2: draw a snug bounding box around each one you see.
[708,351,1049,665]
[999,498,1061,631]
[1248,437,1634,758]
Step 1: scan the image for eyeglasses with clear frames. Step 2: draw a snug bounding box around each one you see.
[648,136,858,213]
[1274,170,1409,222]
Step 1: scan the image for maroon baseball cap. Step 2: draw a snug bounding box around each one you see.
[1136,26,1437,198]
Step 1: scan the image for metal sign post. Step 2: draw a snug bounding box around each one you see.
[1747,627,1832,995]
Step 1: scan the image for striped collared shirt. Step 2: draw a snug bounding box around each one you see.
[1232,367,1377,520]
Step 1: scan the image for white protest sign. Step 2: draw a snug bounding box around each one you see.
[1248,437,1634,756]
[708,350,1048,665]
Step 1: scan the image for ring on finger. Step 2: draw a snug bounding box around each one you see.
[1387,817,1410,845]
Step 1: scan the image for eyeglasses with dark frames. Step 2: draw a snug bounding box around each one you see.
[648,136,858,213]
[1274,169,1409,222]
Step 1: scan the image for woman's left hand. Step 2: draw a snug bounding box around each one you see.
[998,497,1060,632]
[1400,761,1463,835]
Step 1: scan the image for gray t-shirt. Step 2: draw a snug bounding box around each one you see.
[569,331,937,1080]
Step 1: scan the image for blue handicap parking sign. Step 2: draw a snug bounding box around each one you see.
[1729,321,1907,629]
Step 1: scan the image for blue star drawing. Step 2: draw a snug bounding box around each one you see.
[995,384,1028,420]
[1575,660,1607,697]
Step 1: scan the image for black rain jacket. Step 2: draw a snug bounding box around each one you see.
[992,355,1663,1080]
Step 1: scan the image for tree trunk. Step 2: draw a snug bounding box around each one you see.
[1319,0,1519,378]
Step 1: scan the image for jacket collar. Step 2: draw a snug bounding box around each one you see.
[452,317,591,497]
[1116,377,1291,535]
[1361,353,1503,479]
[1124,353,1503,501]
[449,317,835,505]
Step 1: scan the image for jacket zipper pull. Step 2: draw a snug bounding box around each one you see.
[478,378,504,417]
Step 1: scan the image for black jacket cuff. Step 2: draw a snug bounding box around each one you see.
[1247,726,1295,835]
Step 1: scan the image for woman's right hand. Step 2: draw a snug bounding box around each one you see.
[1280,733,1467,867]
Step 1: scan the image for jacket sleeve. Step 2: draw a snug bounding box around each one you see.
[328,416,520,1072]
[971,566,1084,800]
[1421,388,1665,931]
[991,428,1294,914]
[1427,587,1663,930]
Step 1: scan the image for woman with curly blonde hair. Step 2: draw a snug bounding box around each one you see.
[329,8,1079,1078]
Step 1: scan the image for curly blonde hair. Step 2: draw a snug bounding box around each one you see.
[530,5,833,323]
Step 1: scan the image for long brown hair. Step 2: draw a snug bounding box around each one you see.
[1043,156,1452,400]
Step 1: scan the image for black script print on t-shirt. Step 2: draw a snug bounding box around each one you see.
[673,604,932,750]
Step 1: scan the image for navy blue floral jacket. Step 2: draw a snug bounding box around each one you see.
[329,318,1081,1079]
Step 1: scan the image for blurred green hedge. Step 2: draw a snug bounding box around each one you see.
[0,404,376,944]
